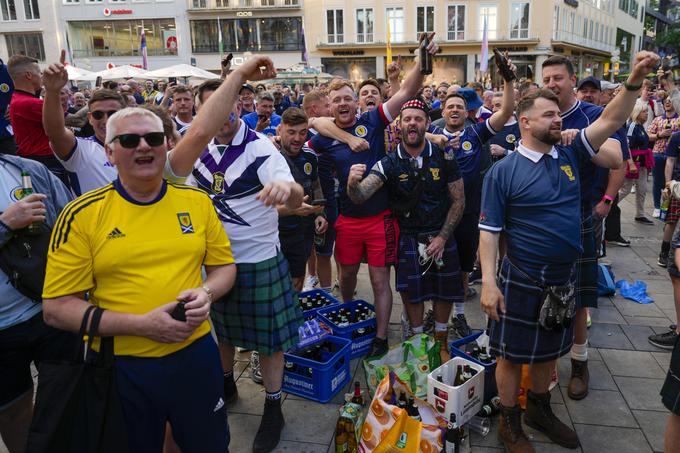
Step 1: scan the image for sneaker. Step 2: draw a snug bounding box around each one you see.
[607,236,630,247]
[653,208,661,218]
[468,267,483,285]
[635,216,655,225]
[423,308,435,335]
[465,287,477,300]
[524,390,579,448]
[253,399,285,453]
[450,314,472,339]
[400,311,413,341]
[370,337,389,357]
[302,275,319,292]
[658,252,669,268]
[586,308,592,329]
[250,351,263,384]
[648,326,678,350]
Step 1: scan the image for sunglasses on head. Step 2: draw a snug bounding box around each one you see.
[91,110,119,120]
[109,132,165,148]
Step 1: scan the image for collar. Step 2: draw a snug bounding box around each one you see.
[212,120,246,148]
[14,89,39,98]
[396,141,432,160]
[560,99,580,118]
[516,140,558,163]
[505,116,518,127]
[113,178,167,205]
[88,135,105,147]
[664,112,679,120]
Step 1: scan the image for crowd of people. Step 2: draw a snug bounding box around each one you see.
[0,40,680,453]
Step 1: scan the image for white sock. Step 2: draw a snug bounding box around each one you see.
[571,341,588,362]
[453,303,465,316]
[435,322,448,332]
[412,325,424,334]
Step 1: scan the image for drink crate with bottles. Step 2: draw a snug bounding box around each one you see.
[450,330,498,404]
[298,289,340,320]
[317,300,377,359]
[427,356,485,426]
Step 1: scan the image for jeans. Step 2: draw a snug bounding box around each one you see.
[653,153,667,209]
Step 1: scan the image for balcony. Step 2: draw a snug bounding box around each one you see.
[316,32,539,48]
[188,0,301,10]
[552,29,616,55]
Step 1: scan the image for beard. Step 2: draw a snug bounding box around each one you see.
[532,127,562,146]
[401,128,426,148]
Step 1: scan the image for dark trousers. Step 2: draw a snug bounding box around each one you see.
[653,153,666,209]
[604,197,622,241]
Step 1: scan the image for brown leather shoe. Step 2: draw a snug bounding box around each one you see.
[433,330,451,362]
[498,404,535,453]
[567,359,589,400]
[524,390,579,449]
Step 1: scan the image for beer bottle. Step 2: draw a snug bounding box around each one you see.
[335,416,350,453]
[419,33,432,75]
[407,397,422,421]
[463,365,476,379]
[351,381,364,406]
[454,365,466,386]
[20,170,40,234]
[444,413,461,453]
[436,374,444,383]
[398,392,408,409]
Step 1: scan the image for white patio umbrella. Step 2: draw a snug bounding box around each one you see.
[92,65,151,80]
[145,64,219,80]
[65,65,96,81]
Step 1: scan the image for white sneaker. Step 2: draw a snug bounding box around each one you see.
[653,208,661,218]
[302,275,319,292]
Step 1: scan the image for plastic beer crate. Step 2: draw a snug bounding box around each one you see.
[317,300,377,359]
[427,356,485,426]
[449,330,498,404]
[297,289,340,320]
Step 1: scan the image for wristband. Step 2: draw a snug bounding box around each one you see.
[624,81,643,91]
[202,285,214,304]
[602,194,614,205]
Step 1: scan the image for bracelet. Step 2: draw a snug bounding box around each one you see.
[624,81,643,91]
[202,285,214,304]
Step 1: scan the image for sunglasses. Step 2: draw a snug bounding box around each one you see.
[91,110,119,120]
[109,132,165,148]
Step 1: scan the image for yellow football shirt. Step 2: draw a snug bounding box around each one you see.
[43,180,234,357]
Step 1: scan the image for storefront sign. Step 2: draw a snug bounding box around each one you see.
[332,50,364,56]
[103,8,133,16]
[236,11,253,17]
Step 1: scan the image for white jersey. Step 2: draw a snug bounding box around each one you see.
[186,121,295,263]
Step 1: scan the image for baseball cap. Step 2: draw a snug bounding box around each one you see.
[600,80,620,91]
[456,88,483,111]
[577,76,601,91]
[239,83,256,94]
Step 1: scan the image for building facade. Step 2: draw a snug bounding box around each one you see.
[0,0,61,64]
[613,0,645,77]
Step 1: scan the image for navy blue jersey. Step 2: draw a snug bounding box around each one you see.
[0,59,13,139]
[431,119,497,215]
[487,119,520,152]
[666,131,680,181]
[173,117,192,136]
[626,122,650,151]
[479,130,597,281]
[371,141,462,234]
[279,149,318,231]
[308,104,393,218]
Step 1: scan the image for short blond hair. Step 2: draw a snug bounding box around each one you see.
[629,99,648,124]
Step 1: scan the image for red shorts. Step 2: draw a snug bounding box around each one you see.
[334,210,399,267]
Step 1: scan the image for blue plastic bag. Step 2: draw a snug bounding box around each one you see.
[597,263,616,296]
[615,280,654,304]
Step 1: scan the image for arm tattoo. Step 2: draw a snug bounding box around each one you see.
[438,179,465,241]
[347,173,384,204]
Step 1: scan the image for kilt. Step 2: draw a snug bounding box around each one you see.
[667,196,680,224]
[395,233,464,303]
[662,335,680,415]
[668,228,680,278]
[575,213,598,309]
[488,258,575,364]
[211,252,303,355]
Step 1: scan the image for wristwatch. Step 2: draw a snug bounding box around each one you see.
[602,194,614,205]
[202,285,215,304]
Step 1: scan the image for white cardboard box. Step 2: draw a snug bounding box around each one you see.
[427,356,485,426]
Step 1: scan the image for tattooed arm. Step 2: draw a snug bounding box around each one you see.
[438,179,465,240]
[347,163,385,204]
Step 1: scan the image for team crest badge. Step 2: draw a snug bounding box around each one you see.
[10,186,25,202]
[399,173,408,180]
[461,141,473,152]
[444,148,454,160]
[303,162,313,175]
[506,134,516,144]
[355,125,368,137]
[560,165,575,182]
[0,83,9,93]
[429,168,440,181]
[212,172,225,194]
[177,212,194,234]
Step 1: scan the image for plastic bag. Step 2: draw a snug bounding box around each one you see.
[615,280,654,304]
[597,263,616,297]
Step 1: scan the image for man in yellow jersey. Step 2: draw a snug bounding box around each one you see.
[41,107,239,452]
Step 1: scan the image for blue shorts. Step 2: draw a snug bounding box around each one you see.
[315,203,338,256]
[115,334,229,453]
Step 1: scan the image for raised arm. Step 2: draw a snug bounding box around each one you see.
[585,51,660,153]
[347,163,384,204]
[385,56,403,99]
[169,56,277,176]
[487,66,516,132]
[42,50,76,159]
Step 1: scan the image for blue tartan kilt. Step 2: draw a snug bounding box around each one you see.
[576,213,598,309]
[488,258,575,364]
[395,233,464,304]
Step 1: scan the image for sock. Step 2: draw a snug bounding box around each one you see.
[435,322,448,332]
[412,325,424,334]
[265,389,282,402]
[570,341,588,362]
[662,241,671,256]
[453,303,465,316]
[223,370,234,381]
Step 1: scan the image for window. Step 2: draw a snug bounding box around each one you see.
[86,0,103,3]
[192,0,206,7]
[63,0,80,3]
[260,0,274,5]
[417,6,435,35]
[478,4,498,40]
[553,6,559,39]
[326,9,343,43]
[510,2,528,39]
[283,0,298,5]
[109,0,126,2]
[69,19,178,57]
[386,7,403,42]
[569,11,575,34]
[356,8,374,43]
[23,0,38,19]
[1,0,17,20]
[588,19,593,40]
[215,0,227,6]
[5,33,44,60]
[189,17,303,52]
[594,22,599,41]
[447,4,465,40]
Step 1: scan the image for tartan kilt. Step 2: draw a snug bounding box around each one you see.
[210,252,303,355]
[575,213,598,309]
[395,233,464,303]
[488,259,575,364]
[666,196,680,224]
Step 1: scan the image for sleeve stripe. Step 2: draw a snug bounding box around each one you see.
[580,129,597,158]
[379,104,393,125]
[51,185,113,252]
[485,119,499,135]
[53,195,107,251]
[479,224,502,232]
[627,122,636,137]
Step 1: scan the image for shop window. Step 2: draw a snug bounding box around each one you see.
[190,17,302,53]
[5,33,45,60]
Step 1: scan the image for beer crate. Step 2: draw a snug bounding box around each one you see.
[426,356,485,426]
[282,335,351,403]
[298,289,340,320]
[317,300,377,359]
[450,330,498,404]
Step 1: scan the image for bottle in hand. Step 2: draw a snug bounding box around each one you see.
[20,170,40,234]
[420,33,433,75]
